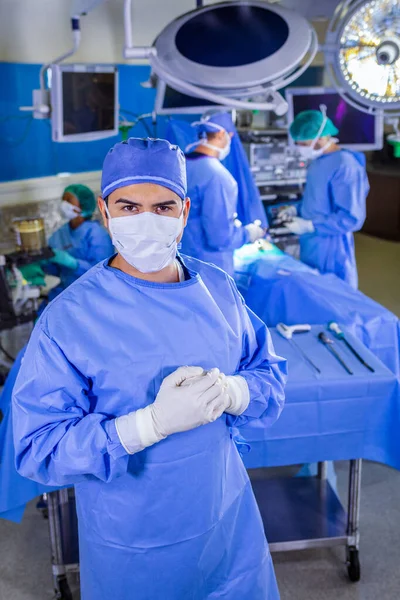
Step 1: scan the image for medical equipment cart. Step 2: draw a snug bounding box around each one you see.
[251,460,362,581]
[46,489,79,600]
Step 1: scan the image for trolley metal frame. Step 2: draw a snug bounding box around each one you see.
[47,489,79,600]
[251,459,362,581]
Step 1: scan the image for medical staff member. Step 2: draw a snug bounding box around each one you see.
[181,112,265,276]
[13,138,287,600]
[45,184,114,297]
[287,108,369,289]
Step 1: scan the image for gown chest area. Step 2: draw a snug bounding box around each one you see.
[57,275,244,414]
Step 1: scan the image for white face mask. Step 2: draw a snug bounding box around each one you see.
[105,205,184,273]
[297,138,337,161]
[201,132,231,161]
[61,200,82,221]
[295,104,335,162]
[186,124,232,161]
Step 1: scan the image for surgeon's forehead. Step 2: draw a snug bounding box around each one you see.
[108,183,181,203]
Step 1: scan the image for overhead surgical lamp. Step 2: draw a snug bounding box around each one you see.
[324,0,400,116]
[124,0,318,116]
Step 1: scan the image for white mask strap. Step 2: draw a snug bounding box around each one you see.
[103,199,112,220]
[311,104,328,149]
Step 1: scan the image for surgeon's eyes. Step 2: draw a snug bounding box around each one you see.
[122,205,139,213]
[155,205,174,214]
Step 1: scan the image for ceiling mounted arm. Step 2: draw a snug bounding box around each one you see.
[124,0,156,59]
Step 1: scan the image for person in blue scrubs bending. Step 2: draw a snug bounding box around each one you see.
[13,138,287,600]
[287,107,370,289]
[44,183,114,298]
[181,112,266,276]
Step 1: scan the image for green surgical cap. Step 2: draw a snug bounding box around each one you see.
[63,184,96,217]
[289,110,339,142]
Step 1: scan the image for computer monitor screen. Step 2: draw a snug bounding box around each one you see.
[154,79,229,115]
[51,64,118,142]
[285,87,383,150]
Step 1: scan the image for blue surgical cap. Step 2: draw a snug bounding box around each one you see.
[101,138,187,199]
[194,111,235,137]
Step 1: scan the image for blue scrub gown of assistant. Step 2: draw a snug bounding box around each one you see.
[0,347,57,522]
[46,220,114,295]
[181,154,251,276]
[13,255,286,600]
[300,150,369,289]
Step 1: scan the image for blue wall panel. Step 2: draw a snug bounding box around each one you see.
[0,63,161,182]
[0,62,323,183]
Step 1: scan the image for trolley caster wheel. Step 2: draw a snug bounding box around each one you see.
[55,576,73,600]
[346,547,361,582]
[36,496,48,519]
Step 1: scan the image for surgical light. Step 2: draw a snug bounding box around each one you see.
[124,0,318,116]
[324,0,400,116]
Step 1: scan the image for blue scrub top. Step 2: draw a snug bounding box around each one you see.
[300,149,369,289]
[181,153,250,276]
[46,219,114,293]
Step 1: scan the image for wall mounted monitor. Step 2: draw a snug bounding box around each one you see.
[51,63,118,142]
[286,86,383,151]
[154,79,232,115]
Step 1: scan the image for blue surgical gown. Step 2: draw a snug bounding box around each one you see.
[181,154,250,276]
[13,255,286,600]
[46,220,114,296]
[165,119,267,228]
[300,150,369,289]
[0,347,57,522]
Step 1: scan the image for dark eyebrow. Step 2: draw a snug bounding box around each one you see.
[115,198,142,206]
[152,200,179,208]
[114,199,179,207]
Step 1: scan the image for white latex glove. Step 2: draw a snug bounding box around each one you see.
[245,223,266,243]
[224,375,250,416]
[285,217,315,236]
[183,372,250,417]
[115,366,229,454]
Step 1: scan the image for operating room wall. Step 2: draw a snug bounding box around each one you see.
[0,0,326,183]
[0,61,323,184]
[0,0,329,65]
[0,63,173,183]
[0,0,229,64]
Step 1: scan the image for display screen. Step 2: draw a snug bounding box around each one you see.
[254,146,271,162]
[291,92,376,145]
[62,71,116,136]
[162,85,216,110]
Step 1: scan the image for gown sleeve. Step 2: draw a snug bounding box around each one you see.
[226,278,287,429]
[201,174,250,251]
[12,324,128,487]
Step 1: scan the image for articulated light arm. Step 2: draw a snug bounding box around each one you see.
[124,0,156,59]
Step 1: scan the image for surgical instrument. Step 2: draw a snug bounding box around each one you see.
[318,332,353,375]
[277,323,321,374]
[328,322,375,373]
